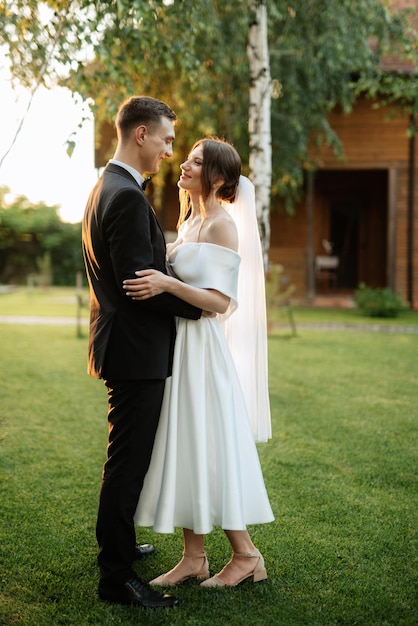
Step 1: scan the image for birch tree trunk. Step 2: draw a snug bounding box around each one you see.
[247,0,272,268]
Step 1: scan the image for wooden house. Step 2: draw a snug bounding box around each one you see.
[269,96,417,309]
[270,0,417,309]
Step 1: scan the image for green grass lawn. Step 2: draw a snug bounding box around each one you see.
[0,291,417,625]
[1,285,418,328]
[0,286,90,318]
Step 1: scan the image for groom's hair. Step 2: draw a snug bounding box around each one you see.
[116,96,177,139]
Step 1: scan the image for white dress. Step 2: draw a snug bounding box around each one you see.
[134,242,274,535]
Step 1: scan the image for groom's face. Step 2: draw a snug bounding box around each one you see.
[141,116,175,174]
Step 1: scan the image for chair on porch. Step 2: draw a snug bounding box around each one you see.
[315,255,339,292]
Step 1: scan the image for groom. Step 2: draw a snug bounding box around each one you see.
[82,96,201,609]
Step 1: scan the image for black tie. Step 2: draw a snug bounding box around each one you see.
[141,177,151,190]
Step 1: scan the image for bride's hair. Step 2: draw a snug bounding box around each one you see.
[178,137,241,228]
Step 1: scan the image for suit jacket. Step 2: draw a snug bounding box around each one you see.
[82,163,201,380]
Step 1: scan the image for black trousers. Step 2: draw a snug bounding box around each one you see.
[96,378,165,584]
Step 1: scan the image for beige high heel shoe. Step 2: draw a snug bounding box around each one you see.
[150,552,210,586]
[200,550,267,588]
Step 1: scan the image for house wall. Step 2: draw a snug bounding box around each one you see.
[270,97,418,308]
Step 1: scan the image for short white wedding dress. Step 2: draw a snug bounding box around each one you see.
[134,241,274,534]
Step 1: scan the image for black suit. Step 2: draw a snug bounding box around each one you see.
[82,163,201,584]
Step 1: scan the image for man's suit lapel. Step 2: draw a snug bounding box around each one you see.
[105,162,167,243]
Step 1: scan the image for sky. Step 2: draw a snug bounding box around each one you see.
[0,66,98,224]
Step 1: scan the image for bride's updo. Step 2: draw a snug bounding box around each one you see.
[197,137,241,204]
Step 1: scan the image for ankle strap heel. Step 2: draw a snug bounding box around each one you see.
[233,550,261,558]
[150,552,210,586]
[201,550,267,587]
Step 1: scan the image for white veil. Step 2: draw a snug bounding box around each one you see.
[219,175,272,442]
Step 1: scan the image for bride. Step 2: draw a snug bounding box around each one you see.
[123,137,274,588]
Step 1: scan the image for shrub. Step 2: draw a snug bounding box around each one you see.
[354,283,408,318]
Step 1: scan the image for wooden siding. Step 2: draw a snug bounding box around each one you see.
[271,97,418,308]
[319,99,410,166]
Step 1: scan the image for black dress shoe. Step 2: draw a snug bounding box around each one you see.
[135,543,155,558]
[99,576,179,608]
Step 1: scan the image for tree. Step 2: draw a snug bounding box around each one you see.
[248,0,272,265]
[0,187,83,285]
[1,0,416,258]
[268,0,418,208]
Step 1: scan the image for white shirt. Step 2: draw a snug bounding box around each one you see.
[109,159,145,189]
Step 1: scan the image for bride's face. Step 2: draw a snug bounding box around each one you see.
[178,147,203,193]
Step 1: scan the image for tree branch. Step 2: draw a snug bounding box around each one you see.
[0,12,66,170]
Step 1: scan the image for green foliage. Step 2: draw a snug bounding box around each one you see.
[1,0,416,209]
[268,0,418,208]
[0,187,83,285]
[66,0,250,171]
[354,282,408,318]
[353,3,418,116]
[0,0,98,89]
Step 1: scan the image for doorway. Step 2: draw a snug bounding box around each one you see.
[315,170,388,293]
[329,198,361,289]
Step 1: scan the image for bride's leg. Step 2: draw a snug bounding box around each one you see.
[150,528,209,586]
[182,527,205,554]
[200,529,266,587]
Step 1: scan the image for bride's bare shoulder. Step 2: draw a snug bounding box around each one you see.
[206,212,238,251]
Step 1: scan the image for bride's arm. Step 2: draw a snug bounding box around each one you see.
[124,216,237,314]
[123,270,230,314]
